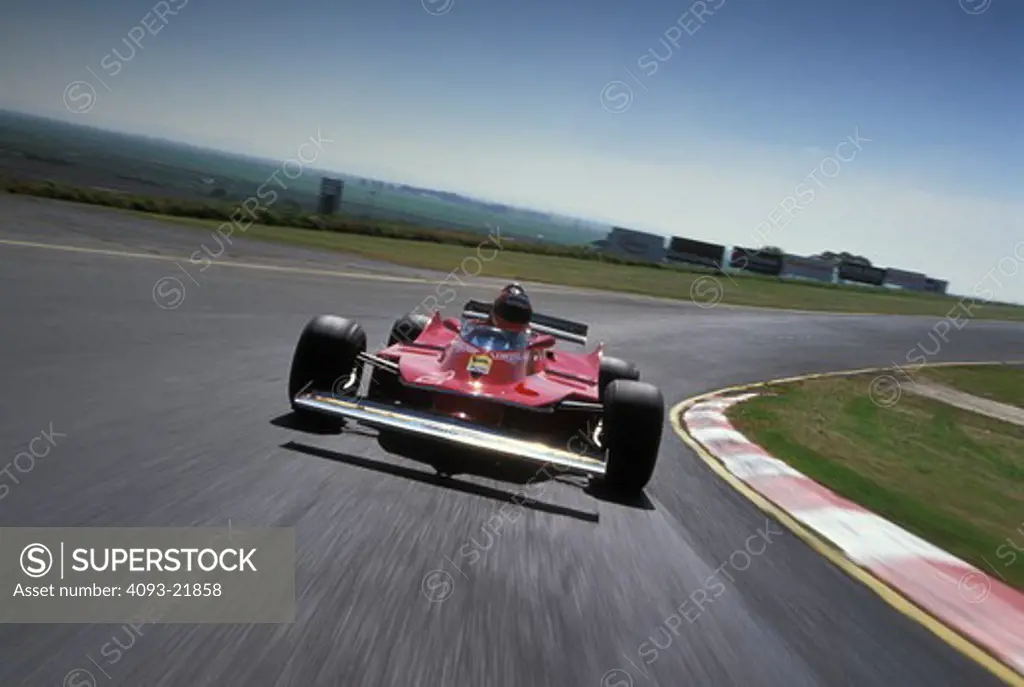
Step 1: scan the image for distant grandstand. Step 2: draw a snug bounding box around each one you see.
[594,227,950,294]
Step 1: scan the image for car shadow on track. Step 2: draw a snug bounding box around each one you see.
[271,412,349,435]
[273,411,656,514]
[281,440,603,522]
[583,482,655,511]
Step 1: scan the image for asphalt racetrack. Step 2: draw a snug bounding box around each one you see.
[2,195,1023,686]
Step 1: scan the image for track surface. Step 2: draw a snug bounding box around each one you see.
[2,196,1023,686]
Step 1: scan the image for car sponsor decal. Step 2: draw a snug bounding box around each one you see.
[467,354,492,375]
[489,350,528,363]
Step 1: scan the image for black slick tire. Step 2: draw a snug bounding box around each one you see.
[601,379,664,493]
[288,315,366,406]
[599,356,640,401]
[387,313,430,346]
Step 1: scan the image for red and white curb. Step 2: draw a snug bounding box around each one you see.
[683,393,1024,677]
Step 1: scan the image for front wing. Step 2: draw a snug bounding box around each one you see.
[293,392,607,477]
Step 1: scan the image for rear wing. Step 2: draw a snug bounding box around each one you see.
[462,299,589,346]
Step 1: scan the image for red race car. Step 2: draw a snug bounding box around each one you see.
[288,284,664,493]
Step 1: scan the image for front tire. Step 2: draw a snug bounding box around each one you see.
[288,315,366,406]
[601,380,664,493]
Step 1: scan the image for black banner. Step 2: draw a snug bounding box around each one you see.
[838,262,885,285]
[668,237,726,263]
[884,269,929,290]
[730,247,782,276]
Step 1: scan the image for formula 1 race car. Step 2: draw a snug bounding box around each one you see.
[287,284,664,493]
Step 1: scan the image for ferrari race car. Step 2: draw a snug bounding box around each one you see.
[287,285,665,493]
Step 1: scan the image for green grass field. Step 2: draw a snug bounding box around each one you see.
[915,365,1024,408]
[6,178,1024,321]
[152,214,1024,320]
[728,367,1024,589]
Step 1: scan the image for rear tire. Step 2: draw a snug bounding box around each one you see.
[601,380,664,493]
[388,312,429,345]
[599,356,640,400]
[369,313,432,408]
[288,315,366,407]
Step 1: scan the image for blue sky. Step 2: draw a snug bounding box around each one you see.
[2,0,1023,301]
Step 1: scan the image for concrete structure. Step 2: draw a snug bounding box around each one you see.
[730,247,783,276]
[780,255,837,284]
[837,262,886,286]
[601,227,666,263]
[317,177,343,215]
[665,237,726,269]
[884,267,930,292]
[665,250,723,269]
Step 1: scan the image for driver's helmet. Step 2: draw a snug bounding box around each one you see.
[492,283,532,332]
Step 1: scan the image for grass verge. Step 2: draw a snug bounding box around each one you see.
[914,365,1024,409]
[5,177,1024,320]
[728,370,1024,590]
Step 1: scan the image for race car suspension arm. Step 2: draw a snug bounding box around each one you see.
[558,400,603,412]
[357,351,400,374]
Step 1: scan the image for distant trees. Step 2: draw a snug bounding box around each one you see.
[813,250,872,265]
[747,245,876,265]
